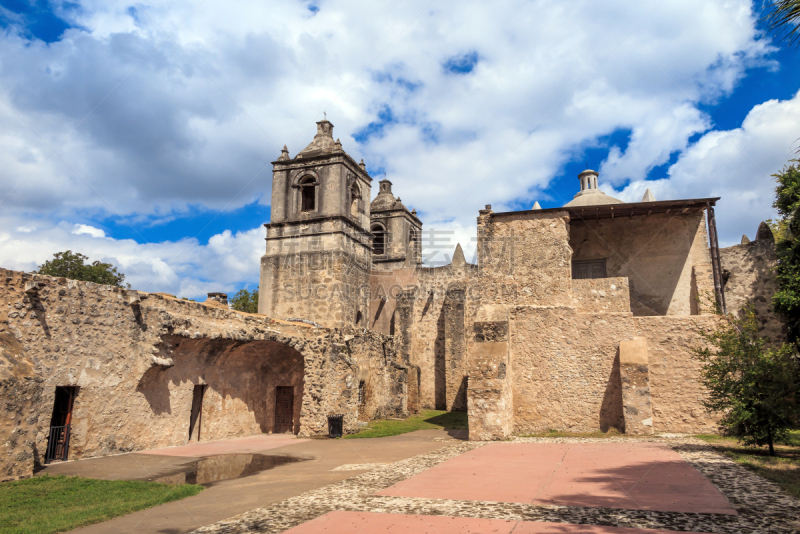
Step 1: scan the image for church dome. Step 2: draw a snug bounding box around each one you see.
[563,169,624,207]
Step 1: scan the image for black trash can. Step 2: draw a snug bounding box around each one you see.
[327,414,344,438]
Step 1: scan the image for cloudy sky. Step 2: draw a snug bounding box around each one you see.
[1,0,798,298]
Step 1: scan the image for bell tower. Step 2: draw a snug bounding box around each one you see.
[258,120,373,328]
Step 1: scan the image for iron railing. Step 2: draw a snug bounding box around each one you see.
[45,425,71,464]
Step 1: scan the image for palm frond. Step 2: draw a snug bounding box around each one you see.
[764,0,800,46]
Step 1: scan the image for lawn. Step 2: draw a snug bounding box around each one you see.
[695,430,800,498]
[0,475,203,534]
[344,410,468,439]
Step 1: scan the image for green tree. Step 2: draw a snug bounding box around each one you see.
[229,288,259,313]
[695,305,799,456]
[35,250,128,288]
[765,0,800,46]
[773,163,800,343]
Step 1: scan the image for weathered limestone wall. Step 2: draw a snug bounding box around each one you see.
[633,315,719,433]
[509,307,629,434]
[570,212,712,316]
[618,337,653,435]
[0,268,405,479]
[259,233,371,328]
[478,209,573,307]
[467,306,513,440]
[367,255,477,411]
[442,284,467,411]
[572,277,631,313]
[720,223,786,344]
[0,333,43,481]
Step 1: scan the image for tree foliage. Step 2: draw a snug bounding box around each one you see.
[695,305,799,456]
[773,163,800,343]
[765,0,800,46]
[35,251,128,288]
[229,289,258,313]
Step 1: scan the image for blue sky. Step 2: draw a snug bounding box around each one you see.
[0,0,798,297]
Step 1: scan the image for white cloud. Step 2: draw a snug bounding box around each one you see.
[0,0,791,289]
[0,218,263,299]
[71,224,106,238]
[616,91,800,246]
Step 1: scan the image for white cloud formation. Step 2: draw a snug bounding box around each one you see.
[0,0,792,291]
[616,91,800,246]
[71,224,106,238]
[0,217,263,299]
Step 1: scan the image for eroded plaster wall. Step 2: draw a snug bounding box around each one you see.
[720,226,786,344]
[570,212,712,316]
[509,307,629,434]
[634,316,720,433]
[0,268,406,479]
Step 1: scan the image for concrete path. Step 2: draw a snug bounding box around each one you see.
[41,430,458,534]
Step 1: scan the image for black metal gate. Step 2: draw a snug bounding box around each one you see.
[45,425,71,464]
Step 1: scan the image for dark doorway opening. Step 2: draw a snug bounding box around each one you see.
[45,386,78,464]
[189,384,207,441]
[274,386,294,434]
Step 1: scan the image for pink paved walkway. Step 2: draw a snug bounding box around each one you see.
[283,512,708,534]
[378,442,736,515]
[138,434,308,457]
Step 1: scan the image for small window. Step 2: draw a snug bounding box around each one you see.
[372,224,385,255]
[355,310,363,326]
[572,259,607,279]
[358,380,366,406]
[299,176,317,212]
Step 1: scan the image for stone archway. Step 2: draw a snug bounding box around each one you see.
[137,337,306,442]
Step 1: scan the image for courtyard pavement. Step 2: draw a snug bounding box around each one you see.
[191,435,800,534]
[42,430,458,533]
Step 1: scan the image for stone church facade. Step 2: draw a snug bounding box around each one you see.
[0,120,783,480]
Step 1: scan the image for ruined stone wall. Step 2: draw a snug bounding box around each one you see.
[509,306,629,434]
[0,333,43,481]
[572,277,631,313]
[367,259,477,411]
[0,268,403,479]
[720,225,786,344]
[633,315,720,434]
[570,212,712,316]
[478,209,573,307]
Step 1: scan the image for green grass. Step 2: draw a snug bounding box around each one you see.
[694,430,800,499]
[0,475,203,534]
[344,410,468,439]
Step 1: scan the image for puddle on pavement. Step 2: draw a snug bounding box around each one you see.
[142,454,307,486]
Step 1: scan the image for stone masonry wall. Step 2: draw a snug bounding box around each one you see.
[634,315,720,433]
[720,223,786,344]
[570,212,712,316]
[572,277,631,313]
[509,306,630,434]
[0,268,404,479]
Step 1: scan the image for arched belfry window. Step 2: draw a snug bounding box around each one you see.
[350,183,361,218]
[299,175,318,212]
[371,224,386,255]
[409,228,419,261]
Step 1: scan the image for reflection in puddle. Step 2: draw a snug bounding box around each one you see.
[147,454,306,486]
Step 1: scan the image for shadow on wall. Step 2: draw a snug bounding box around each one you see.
[434,305,446,410]
[136,337,305,437]
[599,351,624,432]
